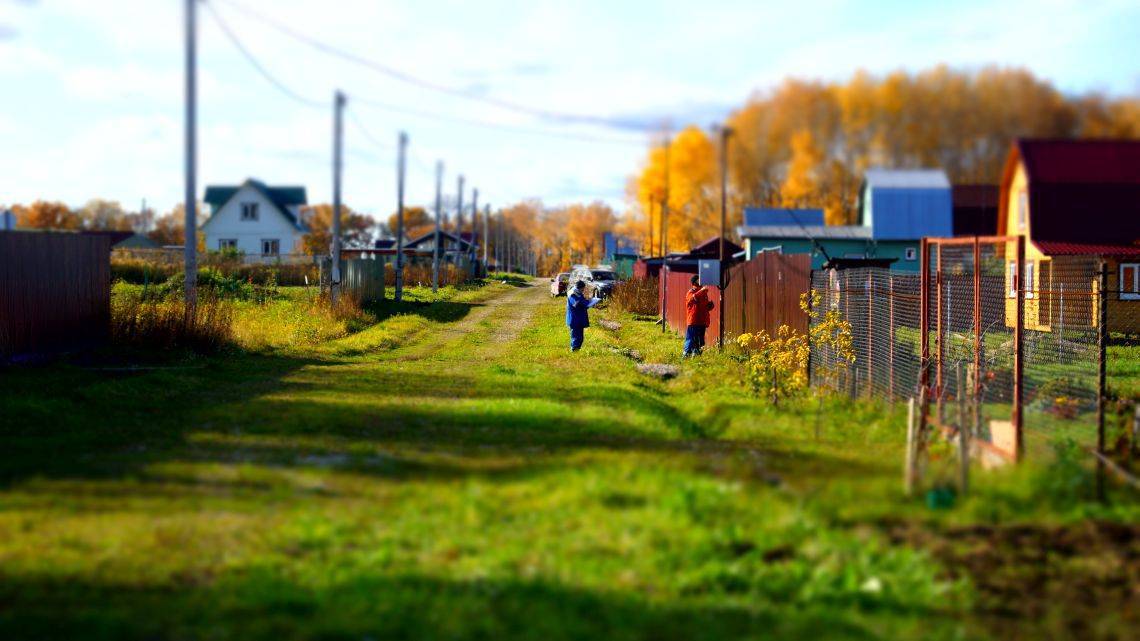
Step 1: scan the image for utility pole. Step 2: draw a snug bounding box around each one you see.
[330,90,345,306]
[482,204,490,268]
[432,160,443,293]
[456,175,465,237]
[394,131,408,302]
[470,188,479,271]
[716,124,732,349]
[662,136,671,257]
[183,0,197,308]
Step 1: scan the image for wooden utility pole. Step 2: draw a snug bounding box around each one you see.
[432,160,443,293]
[470,188,479,270]
[183,0,198,308]
[394,131,407,302]
[483,204,490,268]
[330,90,345,306]
[717,125,732,349]
[456,175,465,236]
[661,137,671,258]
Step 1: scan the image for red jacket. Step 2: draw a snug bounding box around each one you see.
[686,286,713,327]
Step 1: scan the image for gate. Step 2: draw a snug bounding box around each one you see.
[920,236,1024,463]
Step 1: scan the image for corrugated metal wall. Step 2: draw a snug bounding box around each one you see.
[0,232,111,359]
[659,252,811,343]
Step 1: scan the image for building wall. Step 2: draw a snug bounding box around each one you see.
[202,185,305,256]
[867,187,953,240]
[744,238,922,272]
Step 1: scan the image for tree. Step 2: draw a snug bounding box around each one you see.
[80,199,130,231]
[386,206,433,241]
[300,204,375,255]
[13,201,82,230]
[147,202,206,248]
[565,201,617,265]
[632,125,717,254]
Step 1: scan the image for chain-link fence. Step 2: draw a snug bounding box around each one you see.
[809,237,1138,468]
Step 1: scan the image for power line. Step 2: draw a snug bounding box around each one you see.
[211,0,655,132]
[202,1,326,110]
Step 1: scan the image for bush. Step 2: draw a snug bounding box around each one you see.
[155,268,255,301]
[112,256,318,287]
[111,292,234,353]
[610,277,659,315]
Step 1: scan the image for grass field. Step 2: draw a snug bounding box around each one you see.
[1,279,1138,640]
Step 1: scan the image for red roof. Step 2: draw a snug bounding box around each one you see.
[1000,139,1140,256]
[1033,241,1140,257]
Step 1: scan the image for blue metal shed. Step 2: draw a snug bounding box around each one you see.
[858,169,953,240]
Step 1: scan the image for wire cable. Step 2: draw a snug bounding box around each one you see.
[203,1,327,110]
[211,0,655,132]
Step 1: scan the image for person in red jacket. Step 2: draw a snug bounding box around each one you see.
[684,274,714,356]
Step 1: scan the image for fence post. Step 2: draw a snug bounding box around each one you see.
[957,360,969,494]
[888,274,895,400]
[905,396,916,496]
[867,270,873,397]
[1013,235,1025,462]
[1097,260,1108,501]
[936,243,944,425]
[919,238,931,441]
[973,237,982,438]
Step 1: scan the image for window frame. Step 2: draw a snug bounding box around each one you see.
[260,238,280,256]
[1024,260,1035,299]
[1121,262,1140,301]
[241,202,259,222]
[904,247,917,261]
[1008,261,1017,298]
[1017,190,1027,231]
[218,238,238,251]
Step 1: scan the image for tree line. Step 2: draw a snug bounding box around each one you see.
[628,65,1140,254]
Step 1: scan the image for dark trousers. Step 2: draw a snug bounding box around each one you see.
[684,325,707,355]
[570,326,585,351]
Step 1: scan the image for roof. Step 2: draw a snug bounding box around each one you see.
[742,208,824,227]
[999,139,1140,253]
[404,229,476,251]
[863,168,951,189]
[79,230,158,248]
[686,236,743,257]
[203,178,309,231]
[737,225,872,240]
[1034,241,1140,257]
[951,184,999,236]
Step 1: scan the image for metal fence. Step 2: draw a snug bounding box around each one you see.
[810,235,1139,468]
[1,231,111,359]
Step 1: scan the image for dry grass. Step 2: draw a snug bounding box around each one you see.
[610,277,659,316]
[111,294,235,353]
[388,264,471,287]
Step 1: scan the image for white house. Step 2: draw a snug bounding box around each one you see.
[201,179,308,260]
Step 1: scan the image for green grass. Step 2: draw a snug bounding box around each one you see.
[1,281,1137,640]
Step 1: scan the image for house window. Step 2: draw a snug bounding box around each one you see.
[1017,190,1027,230]
[218,239,237,250]
[1121,263,1140,301]
[241,202,259,221]
[904,247,917,261]
[261,239,280,256]
[1008,261,1017,298]
[1024,261,1035,299]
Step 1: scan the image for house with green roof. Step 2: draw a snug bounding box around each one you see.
[202,178,309,260]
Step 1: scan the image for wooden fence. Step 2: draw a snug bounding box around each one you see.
[658,252,811,341]
[1,232,111,359]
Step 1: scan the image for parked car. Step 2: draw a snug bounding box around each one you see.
[550,272,570,297]
[587,268,617,298]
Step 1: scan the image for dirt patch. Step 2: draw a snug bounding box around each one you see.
[885,520,1140,639]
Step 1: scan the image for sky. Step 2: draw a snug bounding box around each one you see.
[1,0,1138,220]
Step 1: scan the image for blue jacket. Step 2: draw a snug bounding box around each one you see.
[566,290,597,328]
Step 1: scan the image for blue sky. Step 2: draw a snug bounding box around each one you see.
[1,0,1137,219]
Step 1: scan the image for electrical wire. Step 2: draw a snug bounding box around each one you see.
[211,0,656,132]
[202,0,327,110]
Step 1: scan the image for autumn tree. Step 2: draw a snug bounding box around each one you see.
[565,201,617,265]
[301,204,376,255]
[79,199,130,230]
[386,206,433,240]
[13,201,83,230]
[148,202,206,249]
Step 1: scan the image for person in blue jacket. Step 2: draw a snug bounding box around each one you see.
[565,279,600,352]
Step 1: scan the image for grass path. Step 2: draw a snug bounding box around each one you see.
[1,281,1137,640]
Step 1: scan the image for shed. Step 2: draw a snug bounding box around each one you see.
[743,208,824,227]
[858,168,953,240]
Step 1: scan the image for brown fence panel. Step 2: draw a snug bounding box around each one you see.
[659,252,810,343]
[0,232,111,359]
